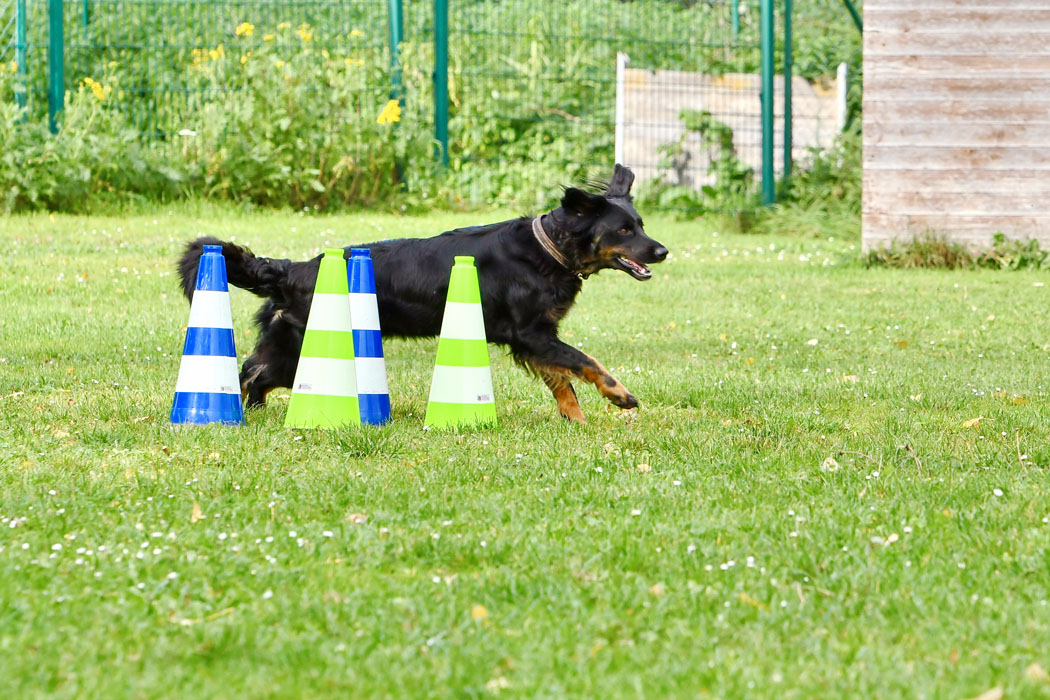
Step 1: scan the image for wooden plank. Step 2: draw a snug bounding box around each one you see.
[864,213,1050,232]
[863,146,1050,170]
[865,8,1050,32]
[863,170,1050,195]
[865,55,1050,79]
[869,1,1050,9]
[864,0,1050,249]
[864,99,1050,124]
[864,189,1048,215]
[865,33,1050,56]
[866,121,1050,147]
[862,215,1050,249]
[865,74,1050,99]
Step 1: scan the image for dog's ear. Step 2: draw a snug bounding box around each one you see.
[561,187,606,218]
[606,164,635,198]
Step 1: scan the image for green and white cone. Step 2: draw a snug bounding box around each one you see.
[284,248,361,428]
[424,256,497,429]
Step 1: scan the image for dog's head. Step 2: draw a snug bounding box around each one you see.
[554,164,668,280]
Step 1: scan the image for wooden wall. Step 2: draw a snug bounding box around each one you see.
[863,0,1050,249]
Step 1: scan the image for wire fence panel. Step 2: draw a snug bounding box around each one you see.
[2,0,819,212]
[445,0,765,209]
[14,0,400,136]
[0,0,16,65]
[74,0,394,137]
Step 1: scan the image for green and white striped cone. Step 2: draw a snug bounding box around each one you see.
[284,248,361,428]
[425,256,497,429]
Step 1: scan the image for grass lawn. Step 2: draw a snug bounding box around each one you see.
[3,205,1050,699]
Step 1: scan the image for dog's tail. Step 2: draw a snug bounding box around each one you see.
[178,236,292,301]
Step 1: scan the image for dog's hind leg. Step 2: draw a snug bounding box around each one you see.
[241,303,305,408]
[529,362,586,423]
[241,349,299,407]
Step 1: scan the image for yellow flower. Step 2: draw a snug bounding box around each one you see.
[8,61,17,73]
[107,60,118,69]
[263,33,275,42]
[275,60,285,68]
[235,21,254,37]
[277,21,291,30]
[240,53,250,65]
[208,44,225,61]
[349,29,364,38]
[376,99,401,125]
[81,77,109,101]
[296,23,313,42]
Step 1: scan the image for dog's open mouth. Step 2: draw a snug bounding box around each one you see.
[615,256,652,280]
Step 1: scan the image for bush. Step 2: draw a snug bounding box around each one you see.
[0,69,182,212]
[867,233,1050,271]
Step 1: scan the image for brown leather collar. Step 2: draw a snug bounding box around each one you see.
[532,216,579,277]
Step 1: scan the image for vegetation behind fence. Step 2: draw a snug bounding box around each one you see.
[0,0,860,213]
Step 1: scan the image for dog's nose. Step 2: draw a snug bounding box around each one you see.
[653,246,668,262]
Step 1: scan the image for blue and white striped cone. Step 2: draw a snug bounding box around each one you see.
[170,245,244,425]
[349,248,391,425]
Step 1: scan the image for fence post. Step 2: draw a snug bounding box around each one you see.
[842,0,863,33]
[387,0,403,105]
[783,0,793,180]
[434,0,449,167]
[759,0,774,205]
[15,0,27,111]
[730,0,739,41]
[47,0,65,133]
[83,0,90,27]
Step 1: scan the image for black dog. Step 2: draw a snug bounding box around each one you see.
[177,164,667,422]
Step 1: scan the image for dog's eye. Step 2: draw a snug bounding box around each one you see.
[619,228,630,236]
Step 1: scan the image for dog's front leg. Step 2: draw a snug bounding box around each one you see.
[520,338,637,415]
[526,361,586,423]
[574,349,638,411]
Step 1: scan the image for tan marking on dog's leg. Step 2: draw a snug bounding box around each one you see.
[578,354,637,410]
[531,362,586,423]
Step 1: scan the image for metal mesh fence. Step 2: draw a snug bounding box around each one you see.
[1,0,811,210]
[63,0,395,137]
[446,0,763,205]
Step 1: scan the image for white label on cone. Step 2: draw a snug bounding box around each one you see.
[174,354,241,394]
[306,293,353,333]
[354,356,389,395]
[428,364,495,405]
[438,302,487,340]
[349,293,381,331]
[290,356,357,397]
[187,290,234,329]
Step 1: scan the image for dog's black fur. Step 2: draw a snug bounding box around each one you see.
[177,164,667,422]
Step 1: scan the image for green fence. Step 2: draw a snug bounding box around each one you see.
[1,0,808,211]
[446,0,774,206]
